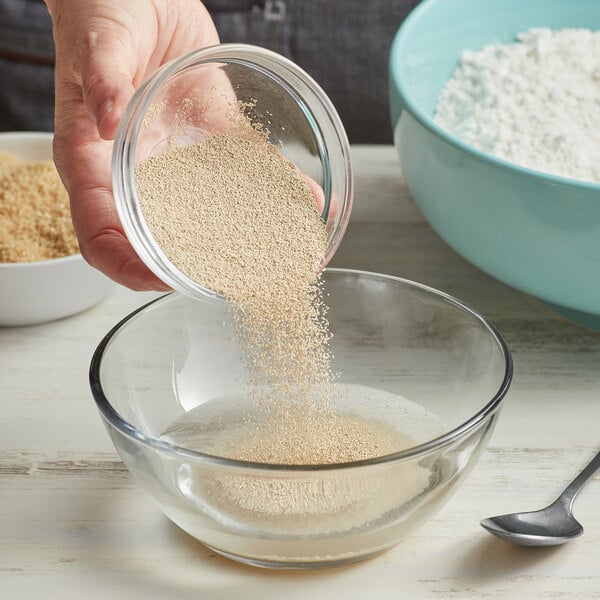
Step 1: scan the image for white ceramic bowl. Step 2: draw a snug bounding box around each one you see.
[0,131,114,326]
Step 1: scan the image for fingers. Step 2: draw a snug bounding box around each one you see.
[52,115,168,290]
[47,1,167,289]
[52,65,167,290]
[77,27,138,141]
[71,180,170,291]
[45,0,221,291]
[80,32,137,140]
[49,0,142,141]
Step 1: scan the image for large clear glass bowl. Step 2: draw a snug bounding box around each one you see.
[90,269,512,569]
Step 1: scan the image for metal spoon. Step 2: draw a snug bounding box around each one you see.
[481,448,600,546]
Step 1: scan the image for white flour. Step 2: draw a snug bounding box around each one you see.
[435,28,600,183]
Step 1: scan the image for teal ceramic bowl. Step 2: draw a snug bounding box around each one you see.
[389,0,600,329]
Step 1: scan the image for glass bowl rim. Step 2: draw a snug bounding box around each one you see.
[90,268,513,472]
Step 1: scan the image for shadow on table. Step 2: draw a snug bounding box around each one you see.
[67,481,359,600]
[462,536,566,577]
[63,465,571,597]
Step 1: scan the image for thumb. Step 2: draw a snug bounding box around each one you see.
[78,28,137,140]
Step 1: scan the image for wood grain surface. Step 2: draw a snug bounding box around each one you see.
[2,146,599,599]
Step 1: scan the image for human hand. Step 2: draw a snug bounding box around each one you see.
[45,0,219,290]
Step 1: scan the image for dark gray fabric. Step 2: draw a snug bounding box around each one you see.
[0,58,54,131]
[0,0,55,131]
[0,0,54,59]
[0,0,420,142]
[211,0,421,142]
[210,1,292,57]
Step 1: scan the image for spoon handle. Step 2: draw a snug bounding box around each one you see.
[557,448,600,508]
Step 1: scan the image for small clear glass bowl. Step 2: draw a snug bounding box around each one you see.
[90,269,512,569]
[112,44,353,302]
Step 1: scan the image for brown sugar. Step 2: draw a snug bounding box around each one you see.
[0,154,79,263]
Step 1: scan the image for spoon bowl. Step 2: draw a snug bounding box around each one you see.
[481,448,600,546]
[481,500,584,547]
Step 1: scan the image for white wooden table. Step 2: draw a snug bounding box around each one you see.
[2,146,600,599]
